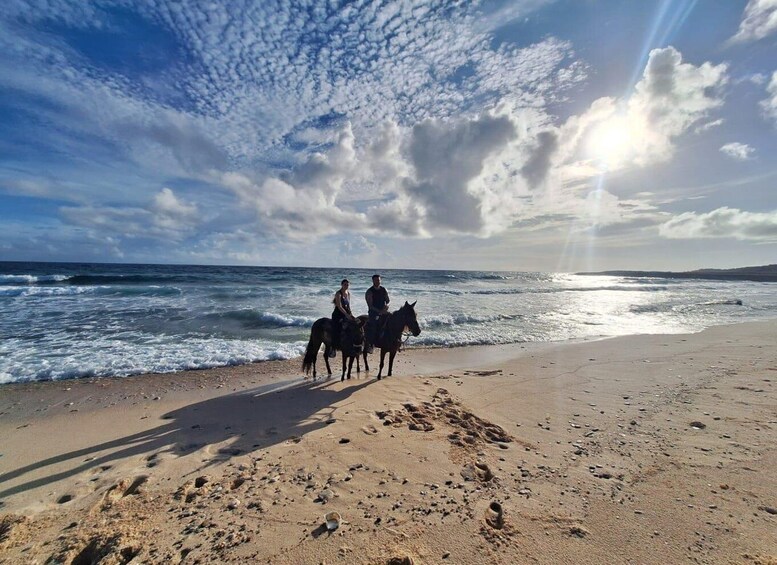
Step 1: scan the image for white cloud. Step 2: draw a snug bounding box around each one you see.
[762,71,777,123]
[719,142,756,160]
[339,236,377,257]
[659,207,777,241]
[729,0,777,43]
[151,188,199,230]
[218,125,372,242]
[471,47,727,237]
[552,47,728,180]
[694,118,724,134]
[0,177,52,197]
[743,72,768,86]
[630,48,724,163]
[60,188,199,241]
[115,1,578,159]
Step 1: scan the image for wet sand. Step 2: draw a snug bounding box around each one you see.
[1,321,776,564]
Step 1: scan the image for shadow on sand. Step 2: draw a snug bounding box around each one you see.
[0,375,374,500]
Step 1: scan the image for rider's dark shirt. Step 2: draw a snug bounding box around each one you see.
[366,285,389,314]
[332,290,351,323]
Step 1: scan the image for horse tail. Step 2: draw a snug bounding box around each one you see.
[302,318,327,375]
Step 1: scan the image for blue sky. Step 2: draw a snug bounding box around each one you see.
[1,0,776,271]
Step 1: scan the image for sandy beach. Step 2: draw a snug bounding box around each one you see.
[1,321,776,564]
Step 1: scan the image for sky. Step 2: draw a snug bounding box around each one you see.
[0,0,776,272]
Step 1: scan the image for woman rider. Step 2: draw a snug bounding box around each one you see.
[330,279,356,356]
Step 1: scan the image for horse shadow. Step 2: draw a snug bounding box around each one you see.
[0,377,372,500]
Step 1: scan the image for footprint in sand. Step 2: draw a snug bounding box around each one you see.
[204,446,243,462]
[88,465,113,476]
[0,515,29,545]
[362,424,378,435]
[66,534,140,565]
[230,477,246,491]
[387,557,415,565]
[461,461,494,482]
[175,475,210,503]
[102,475,149,507]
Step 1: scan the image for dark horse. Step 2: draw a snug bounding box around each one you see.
[302,316,366,381]
[372,301,421,380]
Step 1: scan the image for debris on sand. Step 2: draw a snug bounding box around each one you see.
[485,501,504,530]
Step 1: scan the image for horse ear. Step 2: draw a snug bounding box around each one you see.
[411,301,417,308]
[404,301,409,307]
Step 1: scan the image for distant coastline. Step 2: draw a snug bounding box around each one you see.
[578,264,777,283]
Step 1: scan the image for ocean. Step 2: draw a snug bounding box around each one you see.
[1,261,776,384]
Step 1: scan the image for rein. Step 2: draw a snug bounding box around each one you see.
[398,310,415,350]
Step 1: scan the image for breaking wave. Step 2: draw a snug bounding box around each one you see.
[0,274,71,284]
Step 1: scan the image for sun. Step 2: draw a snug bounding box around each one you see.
[588,117,634,169]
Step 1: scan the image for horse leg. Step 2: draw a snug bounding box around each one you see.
[363,350,369,372]
[341,350,347,382]
[347,356,355,380]
[377,348,387,380]
[388,348,397,377]
[324,347,332,377]
[356,354,360,373]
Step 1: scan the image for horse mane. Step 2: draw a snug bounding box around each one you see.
[382,304,410,344]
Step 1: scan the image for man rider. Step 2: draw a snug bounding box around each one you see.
[365,274,390,353]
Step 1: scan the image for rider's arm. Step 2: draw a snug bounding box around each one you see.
[334,292,352,319]
[382,288,390,313]
[366,288,375,315]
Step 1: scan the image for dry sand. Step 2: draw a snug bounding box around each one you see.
[1,321,776,564]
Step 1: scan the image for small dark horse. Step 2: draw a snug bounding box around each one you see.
[302,317,366,381]
[373,301,421,380]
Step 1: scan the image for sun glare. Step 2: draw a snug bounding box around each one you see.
[588,117,634,169]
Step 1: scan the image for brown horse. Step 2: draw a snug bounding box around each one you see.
[372,301,421,380]
[302,316,366,381]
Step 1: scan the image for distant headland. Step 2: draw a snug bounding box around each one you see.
[577,264,777,283]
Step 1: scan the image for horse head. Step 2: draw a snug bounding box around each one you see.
[341,317,365,355]
[402,301,421,337]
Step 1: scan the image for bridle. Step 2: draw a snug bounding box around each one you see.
[398,307,418,350]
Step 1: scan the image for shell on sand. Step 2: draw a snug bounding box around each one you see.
[325,511,341,531]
